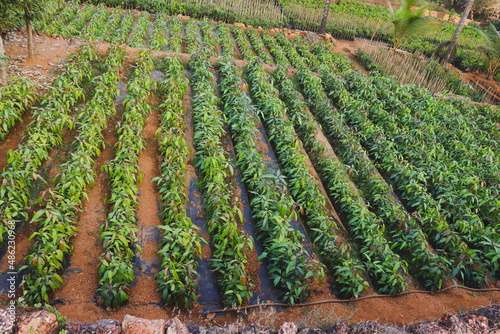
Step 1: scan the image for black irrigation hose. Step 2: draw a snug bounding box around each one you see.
[204,285,500,314]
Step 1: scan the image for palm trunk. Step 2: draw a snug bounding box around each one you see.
[0,35,6,86]
[443,0,473,63]
[319,0,332,35]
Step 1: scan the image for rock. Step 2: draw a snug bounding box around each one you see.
[234,23,246,29]
[151,69,165,82]
[17,310,59,334]
[461,314,489,333]
[350,321,382,334]
[165,317,189,334]
[122,315,165,334]
[376,324,408,333]
[327,322,350,334]
[407,322,448,334]
[187,323,200,334]
[298,327,326,334]
[439,313,467,333]
[65,319,122,334]
[241,324,271,334]
[223,323,245,333]
[473,304,500,326]
[0,308,15,334]
[279,322,298,334]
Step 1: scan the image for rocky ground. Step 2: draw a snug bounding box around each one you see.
[1,304,499,333]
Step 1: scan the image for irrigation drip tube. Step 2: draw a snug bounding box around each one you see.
[203,285,500,314]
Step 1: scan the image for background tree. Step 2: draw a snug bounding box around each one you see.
[319,0,332,35]
[0,0,17,85]
[477,23,500,79]
[388,0,440,51]
[15,0,49,59]
[442,0,474,63]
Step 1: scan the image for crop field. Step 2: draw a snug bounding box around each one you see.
[1,2,500,325]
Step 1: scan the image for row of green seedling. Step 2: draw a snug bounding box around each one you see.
[399,86,500,193]
[190,53,252,307]
[292,37,321,72]
[231,26,254,60]
[337,69,500,278]
[253,63,406,295]
[20,45,125,306]
[311,46,491,284]
[274,33,307,69]
[201,19,218,57]
[217,24,236,60]
[261,65,372,297]
[43,2,81,37]
[450,99,500,154]
[81,4,112,41]
[291,65,450,291]
[357,74,500,224]
[246,29,273,64]
[472,103,500,141]
[168,16,183,53]
[0,77,37,142]
[97,50,154,308]
[185,19,201,54]
[261,32,290,67]
[150,12,169,51]
[128,11,151,48]
[0,44,97,246]
[219,61,324,305]
[153,56,202,309]
[310,45,499,270]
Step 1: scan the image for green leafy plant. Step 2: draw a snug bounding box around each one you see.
[219,60,324,304]
[201,18,218,57]
[0,43,97,250]
[387,0,440,51]
[312,44,493,284]
[168,16,183,53]
[190,53,253,307]
[217,23,236,60]
[246,29,273,64]
[20,45,125,306]
[151,12,168,51]
[97,49,154,308]
[231,25,255,60]
[153,56,202,309]
[128,11,152,48]
[0,77,37,142]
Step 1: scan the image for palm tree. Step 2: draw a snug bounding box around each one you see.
[477,23,500,80]
[443,0,474,63]
[388,0,440,51]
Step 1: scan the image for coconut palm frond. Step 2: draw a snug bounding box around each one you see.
[475,24,500,79]
[388,0,441,50]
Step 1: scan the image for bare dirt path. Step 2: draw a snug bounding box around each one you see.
[127,98,163,308]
